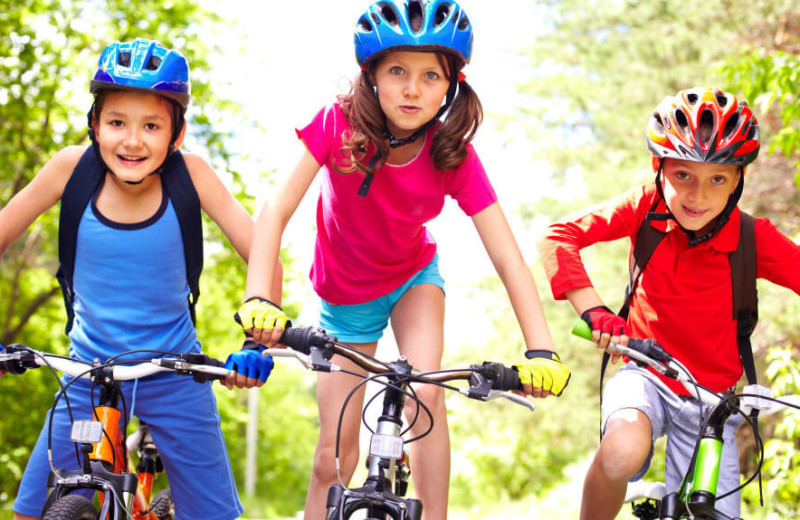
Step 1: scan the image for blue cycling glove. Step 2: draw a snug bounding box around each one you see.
[224,345,274,383]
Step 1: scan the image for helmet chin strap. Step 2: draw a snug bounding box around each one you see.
[650,161,744,246]
[86,101,184,185]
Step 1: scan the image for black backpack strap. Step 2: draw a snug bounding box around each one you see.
[730,211,758,386]
[57,148,106,334]
[161,151,204,324]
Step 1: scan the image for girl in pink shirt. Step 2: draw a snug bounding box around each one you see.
[236,1,570,518]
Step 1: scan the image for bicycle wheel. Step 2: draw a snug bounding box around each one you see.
[150,489,175,520]
[42,495,98,520]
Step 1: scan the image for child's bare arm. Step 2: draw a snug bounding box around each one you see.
[0,146,82,259]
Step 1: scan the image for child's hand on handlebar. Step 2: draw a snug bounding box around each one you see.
[581,305,628,364]
[514,350,571,398]
[223,345,275,389]
[234,297,290,347]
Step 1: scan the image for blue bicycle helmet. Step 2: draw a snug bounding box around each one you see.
[355,0,473,67]
[90,38,190,111]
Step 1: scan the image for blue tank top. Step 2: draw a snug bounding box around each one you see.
[68,182,200,362]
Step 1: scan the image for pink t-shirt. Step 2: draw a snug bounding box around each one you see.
[297,103,497,305]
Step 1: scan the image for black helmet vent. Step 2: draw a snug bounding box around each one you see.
[715,92,729,108]
[407,0,424,32]
[434,3,452,27]
[698,109,715,144]
[146,56,161,70]
[118,52,131,67]
[674,109,689,135]
[457,11,470,30]
[378,2,400,28]
[722,113,740,140]
[686,92,699,105]
[652,113,666,133]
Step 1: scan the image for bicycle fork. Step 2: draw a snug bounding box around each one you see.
[659,400,738,520]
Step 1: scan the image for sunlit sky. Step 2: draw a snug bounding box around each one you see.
[200,0,564,346]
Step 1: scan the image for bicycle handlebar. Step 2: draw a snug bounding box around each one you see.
[571,319,800,416]
[0,344,232,381]
[271,326,534,411]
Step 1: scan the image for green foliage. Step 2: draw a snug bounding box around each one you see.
[724,49,800,186]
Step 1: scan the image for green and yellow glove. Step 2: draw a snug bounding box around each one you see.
[515,350,571,396]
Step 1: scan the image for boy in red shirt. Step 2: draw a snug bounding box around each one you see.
[540,87,800,519]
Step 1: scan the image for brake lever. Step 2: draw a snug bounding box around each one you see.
[608,343,679,379]
[262,347,339,372]
[483,390,535,412]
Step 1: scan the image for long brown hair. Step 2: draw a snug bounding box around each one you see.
[334,52,483,176]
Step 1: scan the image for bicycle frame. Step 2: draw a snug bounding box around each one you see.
[44,368,166,520]
[1,345,230,520]
[271,326,533,520]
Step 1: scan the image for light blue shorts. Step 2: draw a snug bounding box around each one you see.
[14,373,243,520]
[602,364,744,517]
[319,254,445,343]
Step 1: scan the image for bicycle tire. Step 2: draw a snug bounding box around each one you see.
[41,495,98,520]
[150,489,174,520]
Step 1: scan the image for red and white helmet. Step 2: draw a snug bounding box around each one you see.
[646,87,760,167]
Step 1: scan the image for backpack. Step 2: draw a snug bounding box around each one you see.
[597,208,759,437]
[56,148,203,334]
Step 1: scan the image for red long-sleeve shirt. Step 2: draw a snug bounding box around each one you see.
[540,183,800,394]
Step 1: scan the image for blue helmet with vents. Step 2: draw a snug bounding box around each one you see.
[355,0,473,67]
[90,38,191,111]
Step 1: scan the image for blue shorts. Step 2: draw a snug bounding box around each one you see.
[319,254,445,343]
[602,364,744,517]
[14,373,243,520]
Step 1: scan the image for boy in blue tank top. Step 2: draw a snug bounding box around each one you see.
[0,39,277,520]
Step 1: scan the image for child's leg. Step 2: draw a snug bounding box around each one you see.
[304,341,378,520]
[391,283,448,520]
[134,375,244,520]
[580,408,653,520]
[581,365,668,520]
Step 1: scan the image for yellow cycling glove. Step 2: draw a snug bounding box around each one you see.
[235,297,289,333]
[515,350,571,396]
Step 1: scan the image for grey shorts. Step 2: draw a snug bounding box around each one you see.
[602,364,745,517]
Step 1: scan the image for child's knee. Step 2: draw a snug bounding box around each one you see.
[596,410,652,480]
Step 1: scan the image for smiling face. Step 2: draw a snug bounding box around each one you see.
[92,90,184,184]
[657,157,742,235]
[372,51,451,140]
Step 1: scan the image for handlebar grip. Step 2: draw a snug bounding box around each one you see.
[280,326,335,355]
[571,320,594,341]
[0,344,34,375]
[494,364,522,391]
[480,362,522,391]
